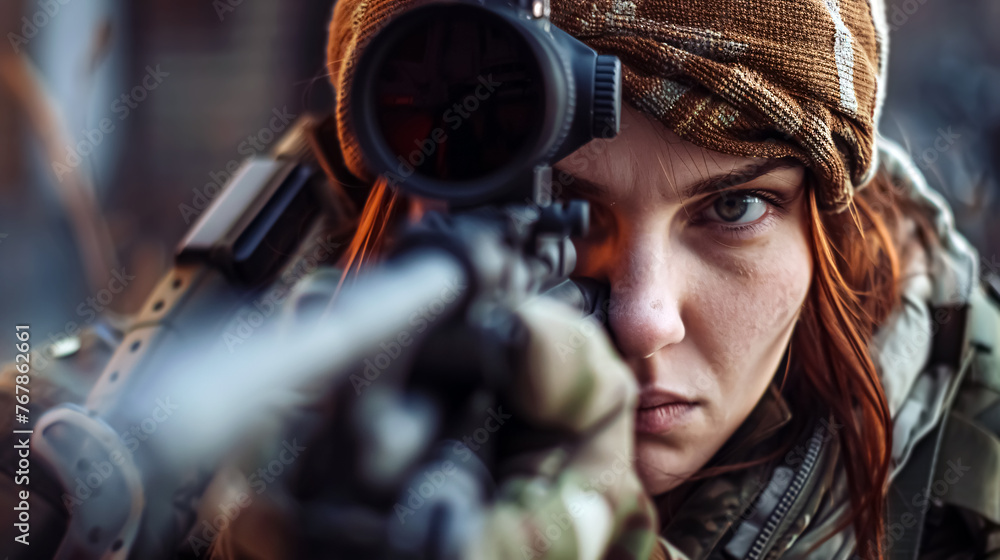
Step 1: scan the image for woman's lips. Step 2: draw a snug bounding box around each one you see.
[635,390,698,434]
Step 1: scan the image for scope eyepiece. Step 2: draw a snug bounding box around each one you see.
[350,0,621,207]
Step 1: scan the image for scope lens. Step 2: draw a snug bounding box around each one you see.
[372,6,545,183]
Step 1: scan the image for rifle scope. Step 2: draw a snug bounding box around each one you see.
[350,0,622,207]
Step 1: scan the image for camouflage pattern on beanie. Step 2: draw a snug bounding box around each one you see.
[327,0,890,211]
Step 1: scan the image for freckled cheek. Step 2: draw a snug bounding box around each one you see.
[687,240,811,394]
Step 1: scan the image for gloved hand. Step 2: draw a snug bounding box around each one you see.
[462,297,662,560]
[203,294,676,560]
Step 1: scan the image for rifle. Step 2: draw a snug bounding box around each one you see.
[27,0,622,557]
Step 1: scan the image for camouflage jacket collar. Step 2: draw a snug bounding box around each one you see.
[656,384,795,560]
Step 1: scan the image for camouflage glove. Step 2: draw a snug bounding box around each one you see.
[462,297,661,560]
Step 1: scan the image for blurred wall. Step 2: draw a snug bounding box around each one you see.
[881,0,1000,263]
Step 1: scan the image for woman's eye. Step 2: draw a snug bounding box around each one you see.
[704,192,768,225]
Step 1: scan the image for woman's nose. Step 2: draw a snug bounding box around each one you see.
[606,247,686,361]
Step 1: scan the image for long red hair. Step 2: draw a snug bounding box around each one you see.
[788,169,901,558]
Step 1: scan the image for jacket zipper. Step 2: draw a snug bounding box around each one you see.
[744,424,826,560]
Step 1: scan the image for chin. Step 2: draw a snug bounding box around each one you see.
[633,439,693,495]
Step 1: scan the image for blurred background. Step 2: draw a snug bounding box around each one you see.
[0,0,997,362]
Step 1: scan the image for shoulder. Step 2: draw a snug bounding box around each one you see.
[911,276,1000,558]
[940,277,1000,514]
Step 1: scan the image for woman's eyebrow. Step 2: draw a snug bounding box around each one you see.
[683,160,799,198]
[556,160,799,200]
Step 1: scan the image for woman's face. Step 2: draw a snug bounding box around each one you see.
[554,107,813,495]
